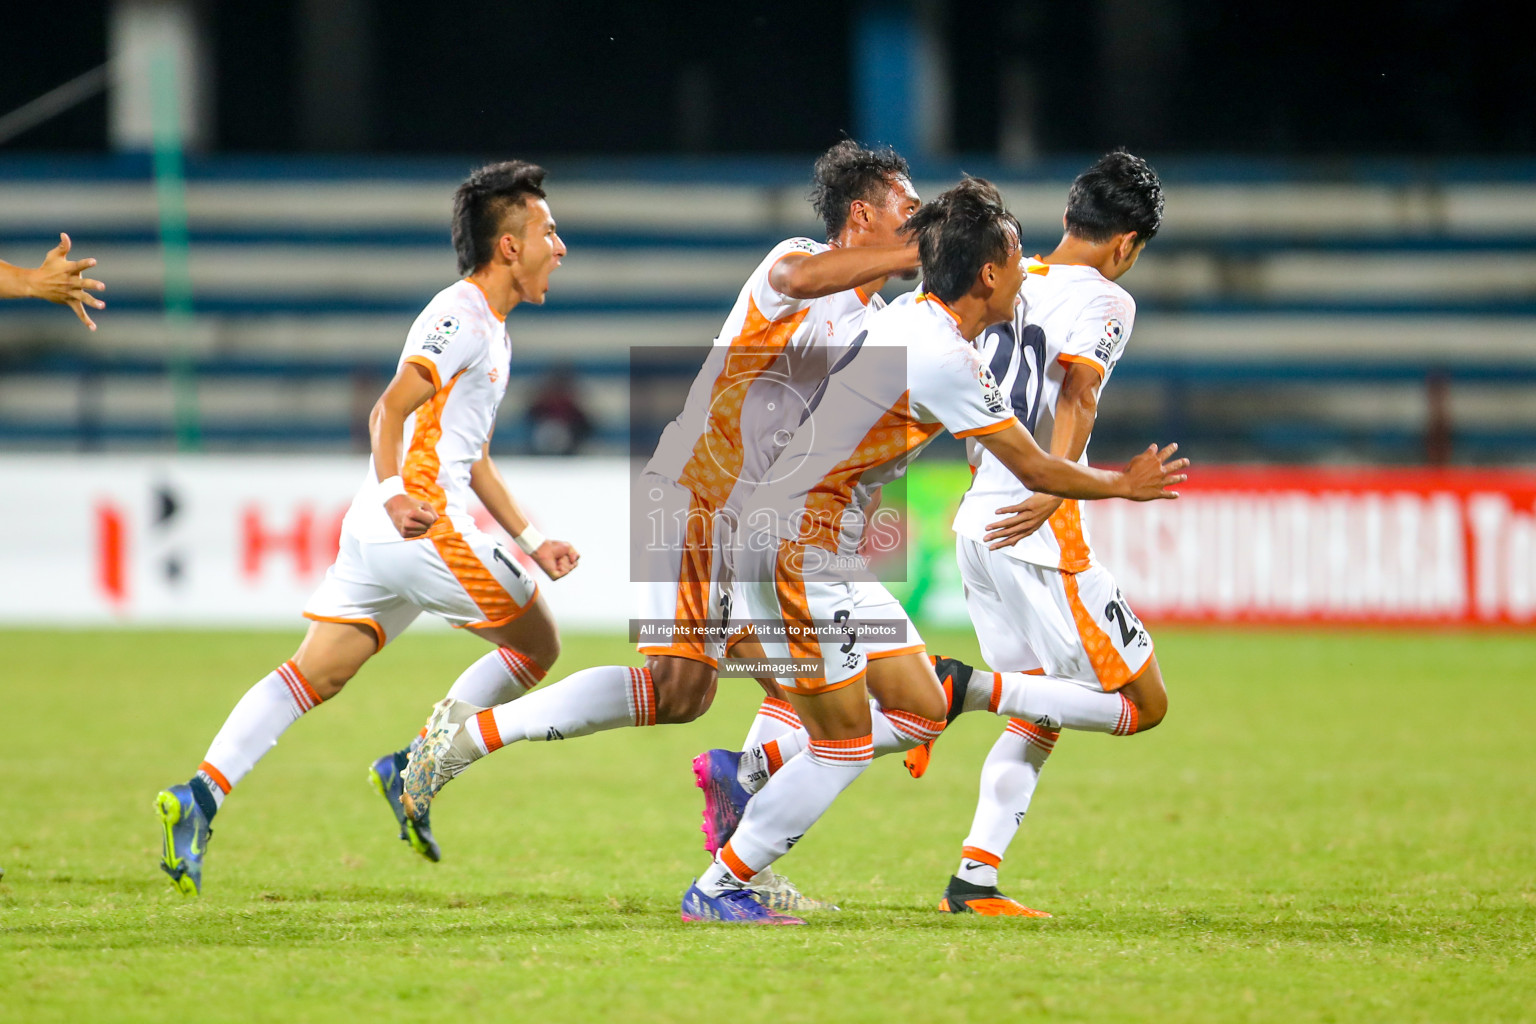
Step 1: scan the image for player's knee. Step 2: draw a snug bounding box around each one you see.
[306,667,355,701]
[649,659,716,723]
[1129,687,1167,732]
[902,685,948,725]
[526,630,561,672]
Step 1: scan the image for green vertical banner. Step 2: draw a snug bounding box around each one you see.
[883,461,973,629]
[150,44,200,451]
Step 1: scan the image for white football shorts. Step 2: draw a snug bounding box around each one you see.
[304,526,539,649]
[956,534,1153,691]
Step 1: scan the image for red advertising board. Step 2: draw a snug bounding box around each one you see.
[1084,467,1536,626]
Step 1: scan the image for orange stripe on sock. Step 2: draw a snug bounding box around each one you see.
[720,841,756,883]
[808,735,874,763]
[198,761,231,794]
[988,673,1002,714]
[283,660,321,708]
[961,845,1001,868]
[886,709,945,742]
[630,667,656,727]
[1114,694,1139,736]
[1005,718,1060,749]
[475,708,503,752]
[763,739,784,775]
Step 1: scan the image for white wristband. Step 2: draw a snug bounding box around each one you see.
[378,475,407,500]
[514,524,546,554]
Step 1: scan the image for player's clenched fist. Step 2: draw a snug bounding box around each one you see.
[1118,443,1188,501]
[532,539,580,580]
[385,494,439,538]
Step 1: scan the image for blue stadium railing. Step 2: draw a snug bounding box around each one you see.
[4,352,1533,463]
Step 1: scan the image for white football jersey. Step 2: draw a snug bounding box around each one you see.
[645,237,882,515]
[343,279,512,543]
[951,260,1136,571]
[743,291,1018,560]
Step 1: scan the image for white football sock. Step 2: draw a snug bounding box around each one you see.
[702,734,874,893]
[992,671,1139,734]
[469,664,654,754]
[736,703,941,794]
[447,646,544,706]
[199,661,322,802]
[956,719,1059,886]
[740,696,800,748]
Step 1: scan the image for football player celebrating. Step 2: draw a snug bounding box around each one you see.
[153,161,579,895]
[926,151,1173,917]
[678,177,1184,923]
[397,141,925,910]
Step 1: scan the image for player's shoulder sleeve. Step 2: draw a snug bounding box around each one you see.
[909,332,1019,440]
[1058,279,1135,377]
[401,284,488,390]
[749,237,827,322]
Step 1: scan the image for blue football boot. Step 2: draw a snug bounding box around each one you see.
[680,881,805,925]
[155,784,212,896]
[691,749,751,854]
[370,743,441,862]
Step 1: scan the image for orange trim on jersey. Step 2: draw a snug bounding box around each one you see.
[430,530,524,625]
[1048,500,1093,573]
[799,391,942,552]
[1057,353,1106,375]
[961,845,1002,868]
[866,643,927,661]
[676,295,809,508]
[773,540,825,692]
[1061,570,1134,690]
[915,291,961,325]
[401,368,468,533]
[1026,262,1051,276]
[301,612,386,651]
[854,285,873,306]
[782,666,866,697]
[459,582,540,629]
[198,761,232,795]
[466,277,507,322]
[636,645,721,669]
[403,354,443,392]
[953,415,1019,439]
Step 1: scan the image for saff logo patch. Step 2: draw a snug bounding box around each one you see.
[977,364,1007,414]
[1096,318,1125,363]
[432,315,461,336]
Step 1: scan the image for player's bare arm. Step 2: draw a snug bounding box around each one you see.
[768,242,919,299]
[985,360,1105,549]
[369,361,440,538]
[977,421,1185,502]
[469,442,580,579]
[0,233,106,330]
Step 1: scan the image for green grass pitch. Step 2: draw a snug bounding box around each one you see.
[2,626,1533,1022]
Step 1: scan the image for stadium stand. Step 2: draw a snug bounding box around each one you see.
[2,155,1534,461]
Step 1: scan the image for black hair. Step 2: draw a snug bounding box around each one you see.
[1064,150,1164,244]
[452,160,548,275]
[902,176,1020,304]
[808,139,912,241]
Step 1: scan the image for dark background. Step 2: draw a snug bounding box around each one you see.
[4,0,1529,157]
